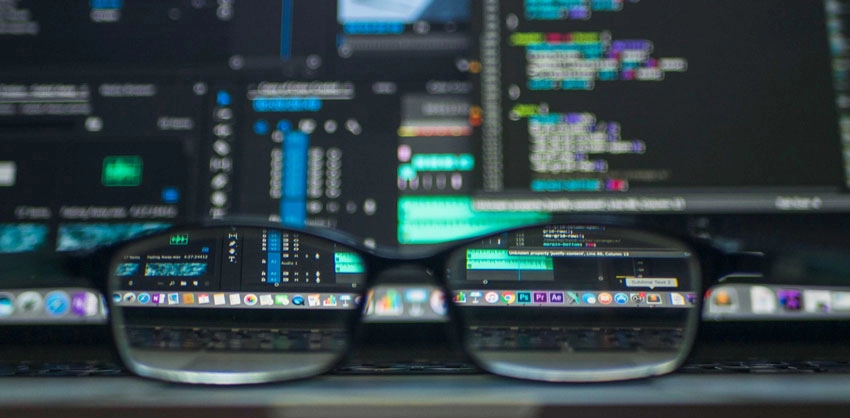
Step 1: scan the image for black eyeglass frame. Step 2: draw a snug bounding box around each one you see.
[68,217,759,385]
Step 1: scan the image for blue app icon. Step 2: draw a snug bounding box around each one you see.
[614,293,629,305]
[45,291,71,316]
[292,295,305,306]
[112,293,122,303]
[517,292,532,303]
[582,293,597,305]
[0,294,13,317]
[137,293,151,304]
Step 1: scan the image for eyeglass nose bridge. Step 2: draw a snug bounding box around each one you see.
[366,263,442,287]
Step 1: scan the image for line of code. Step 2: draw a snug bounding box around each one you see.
[513,105,642,192]
[525,0,634,20]
[510,31,688,91]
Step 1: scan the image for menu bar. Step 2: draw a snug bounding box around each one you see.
[453,289,697,309]
[112,291,360,310]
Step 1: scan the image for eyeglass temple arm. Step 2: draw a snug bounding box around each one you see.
[713,251,766,284]
[693,238,765,287]
[56,248,115,295]
[703,243,850,287]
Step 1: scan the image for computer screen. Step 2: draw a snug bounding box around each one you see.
[1,0,849,323]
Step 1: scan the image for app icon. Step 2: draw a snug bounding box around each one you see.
[614,293,629,305]
[182,293,195,304]
[229,293,241,305]
[549,292,564,304]
[582,293,597,304]
[777,289,802,312]
[598,292,613,305]
[670,293,686,306]
[686,293,697,305]
[750,286,777,314]
[167,293,180,305]
[533,292,548,303]
[646,293,663,305]
[44,291,71,316]
[122,292,136,303]
[137,293,152,304]
[630,292,646,304]
[454,292,468,304]
[376,290,402,315]
[112,292,122,303]
[213,293,226,305]
[404,288,429,304]
[275,294,290,306]
[292,295,305,306]
[832,292,850,311]
[502,292,516,304]
[712,289,733,306]
[517,292,532,303]
[72,292,99,317]
[469,291,483,303]
[244,294,258,306]
[567,292,581,305]
[198,294,210,304]
[429,290,447,316]
[0,294,14,317]
[708,287,738,313]
[151,294,165,305]
[260,294,274,306]
[803,290,831,313]
[322,295,337,307]
[340,294,352,307]
[17,291,42,314]
[484,292,500,304]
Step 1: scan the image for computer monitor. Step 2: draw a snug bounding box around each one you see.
[0,0,848,324]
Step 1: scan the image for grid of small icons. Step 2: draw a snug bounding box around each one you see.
[452,290,698,308]
[112,291,360,309]
[706,285,850,317]
[0,289,104,321]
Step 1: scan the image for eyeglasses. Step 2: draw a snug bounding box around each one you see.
[78,220,756,385]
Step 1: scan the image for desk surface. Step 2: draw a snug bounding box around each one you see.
[1,374,849,417]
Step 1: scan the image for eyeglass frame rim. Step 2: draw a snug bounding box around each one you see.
[81,216,734,385]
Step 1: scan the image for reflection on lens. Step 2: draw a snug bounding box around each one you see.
[447,224,701,382]
[108,227,365,384]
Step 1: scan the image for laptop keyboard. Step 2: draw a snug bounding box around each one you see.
[3,359,850,377]
[2,326,849,377]
[126,326,347,352]
[467,326,684,352]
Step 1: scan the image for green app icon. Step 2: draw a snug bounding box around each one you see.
[274,294,289,305]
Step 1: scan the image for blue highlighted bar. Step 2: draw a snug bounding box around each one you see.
[253,98,323,113]
[268,230,282,252]
[91,0,122,9]
[267,252,281,284]
[281,131,309,227]
[531,179,603,192]
[343,22,404,35]
[281,0,293,59]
